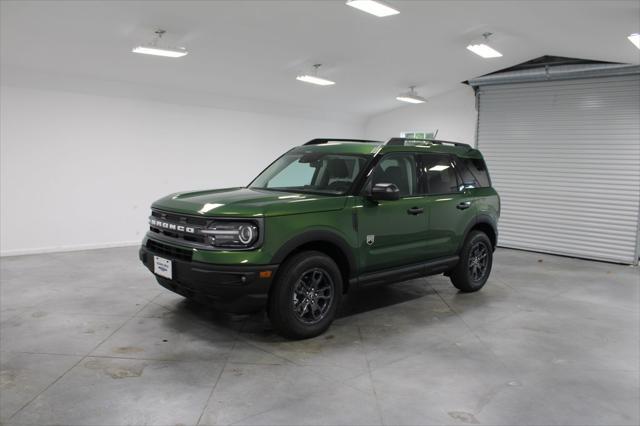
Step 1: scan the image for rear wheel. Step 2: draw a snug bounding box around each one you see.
[268,251,342,339]
[450,231,493,292]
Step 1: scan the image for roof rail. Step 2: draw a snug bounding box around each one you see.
[386,137,472,149]
[304,138,383,145]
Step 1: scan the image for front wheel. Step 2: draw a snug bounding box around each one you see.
[268,251,342,339]
[450,231,493,292]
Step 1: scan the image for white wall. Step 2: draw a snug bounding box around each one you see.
[0,86,363,255]
[0,84,475,256]
[365,85,477,145]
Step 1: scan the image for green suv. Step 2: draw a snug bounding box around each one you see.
[139,138,499,339]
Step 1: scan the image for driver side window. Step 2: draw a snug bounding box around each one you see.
[367,153,417,197]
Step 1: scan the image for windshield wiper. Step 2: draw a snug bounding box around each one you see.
[251,187,341,196]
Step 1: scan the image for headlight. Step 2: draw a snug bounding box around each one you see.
[202,221,260,249]
[238,224,255,244]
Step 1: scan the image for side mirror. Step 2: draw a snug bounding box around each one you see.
[370,183,401,201]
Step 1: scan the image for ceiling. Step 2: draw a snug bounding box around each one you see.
[1,0,639,122]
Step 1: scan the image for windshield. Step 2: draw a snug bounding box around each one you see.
[250,152,370,195]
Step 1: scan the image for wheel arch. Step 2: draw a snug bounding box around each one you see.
[271,230,357,294]
[460,215,498,252]
[473,215,498,249]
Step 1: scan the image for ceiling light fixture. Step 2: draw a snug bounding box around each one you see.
[132,30,188,58]
[396,86,426,104]
[466,32,503,58]
[346,0,399,17]
[628,33,640,50]
[296,64,336,86]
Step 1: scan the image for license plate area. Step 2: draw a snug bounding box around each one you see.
[153,256,172,279]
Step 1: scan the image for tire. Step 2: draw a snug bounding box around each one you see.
[268,251,343,339]
[450,231,493,293]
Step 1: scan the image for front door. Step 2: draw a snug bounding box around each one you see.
[357,153,429,273]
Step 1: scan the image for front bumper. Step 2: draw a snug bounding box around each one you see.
[139,242,278,313]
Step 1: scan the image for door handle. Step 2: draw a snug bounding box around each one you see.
[407,207,424,215]
[457,201,471,210]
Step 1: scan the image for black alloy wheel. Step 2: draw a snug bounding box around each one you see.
[450,230,493,293]
[292,268,334,324]
[268,250,343,339]
[468,241,490,282]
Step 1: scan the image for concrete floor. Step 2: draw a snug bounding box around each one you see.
[0,247,638,426]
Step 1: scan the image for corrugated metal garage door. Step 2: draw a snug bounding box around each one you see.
[477,74,640,264]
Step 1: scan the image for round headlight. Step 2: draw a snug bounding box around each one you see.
[238,224,256,245]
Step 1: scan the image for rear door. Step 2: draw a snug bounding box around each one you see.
[357,153,429,272]
[418,154,476,259]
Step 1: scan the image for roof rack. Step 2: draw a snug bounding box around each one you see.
[386,137,472,149]
[304,138,383,145]
[303,137,471,149]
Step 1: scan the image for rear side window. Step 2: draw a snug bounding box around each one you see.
[418,154,460,195]
[461,158,491,187]
[455,161,479,188]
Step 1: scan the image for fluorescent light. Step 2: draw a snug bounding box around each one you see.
[396,95,425,104]
[296,75,336,86]
[467,32,503,58]
[628,33,640,49]
[132,45,188,58]
[132,30,188,58]
[296,64,335,86]
[429,165,450,172]
[466,43,502,58]
[346,0,399,17]
[396,86,426,104]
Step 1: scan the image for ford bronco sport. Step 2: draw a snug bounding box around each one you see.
[139,138,499,339]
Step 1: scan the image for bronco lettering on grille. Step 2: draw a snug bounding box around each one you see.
[149,219,195,234]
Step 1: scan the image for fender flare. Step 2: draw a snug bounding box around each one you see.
[458,214,499,252]
[271,229,358,277]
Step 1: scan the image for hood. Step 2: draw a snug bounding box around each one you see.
[151,187,348,218]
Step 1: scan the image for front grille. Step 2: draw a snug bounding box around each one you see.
[149,227,207,244]
[151,209,209,226]
[146,239,193,261]
[150,209,209,245]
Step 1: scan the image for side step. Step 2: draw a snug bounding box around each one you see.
[355,255,459,288]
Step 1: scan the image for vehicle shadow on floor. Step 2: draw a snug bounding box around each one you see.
[336,279,437,318]
[160,276,474,342]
